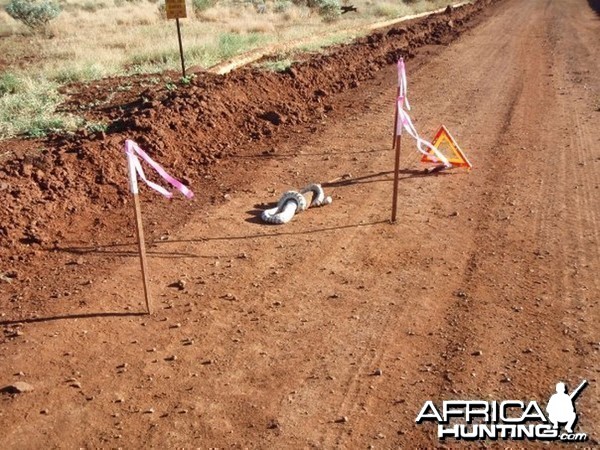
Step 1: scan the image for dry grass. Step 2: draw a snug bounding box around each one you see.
[0,0,458,138]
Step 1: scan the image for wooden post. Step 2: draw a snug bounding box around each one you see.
[127,154,152,315]
[391,134,402,223]
[391,87,402,223]
[176,18,186,78]
[392,87,399,149]
[132,194,152,314]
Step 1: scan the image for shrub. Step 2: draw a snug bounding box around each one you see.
[297,0,339,21]
[5,0,61,30]
[192,0,216,13]
[314,0,340,22]
[274,0,292,13]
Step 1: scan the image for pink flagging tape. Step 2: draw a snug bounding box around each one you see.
[124,139,194,199]
[395,58,449,167]
[397,59,410,111]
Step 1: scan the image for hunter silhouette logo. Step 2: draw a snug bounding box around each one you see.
[547,380,587,434]
[416,380,589,442]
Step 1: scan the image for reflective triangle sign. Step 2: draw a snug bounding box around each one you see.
[421,125,472,169]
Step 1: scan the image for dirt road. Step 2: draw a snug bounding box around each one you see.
[1,0,598,447]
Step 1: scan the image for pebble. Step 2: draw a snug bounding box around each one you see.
[335,416,349,423]
[170,323,182,329]
[373,368,383,376]
[40,409,49,415]
[472,350,483,356]
[1,381,34,394]
[169,280,186,290]
[267,419,280,429]
[165,355,177,362]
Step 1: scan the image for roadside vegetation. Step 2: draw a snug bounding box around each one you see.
[0,0,456,139]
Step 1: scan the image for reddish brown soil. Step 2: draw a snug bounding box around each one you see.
[0,0,488,265]
[1,0,599,447]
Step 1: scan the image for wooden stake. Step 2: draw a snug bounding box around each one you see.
[132,193,152,314]
[391,85,402,223]
[392,87,399,149]
[391,134,402,223]
[176,18,186,78]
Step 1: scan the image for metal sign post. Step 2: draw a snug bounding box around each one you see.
[165,0,187,78]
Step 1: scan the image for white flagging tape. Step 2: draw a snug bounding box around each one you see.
[396,59,450,167]
[124,139,194,199]
[261,184,332,224]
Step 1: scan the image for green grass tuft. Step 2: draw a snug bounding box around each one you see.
[0,74,80,139]
[260,57,294,72]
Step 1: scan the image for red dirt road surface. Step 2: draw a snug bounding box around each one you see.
[1,0,599,447]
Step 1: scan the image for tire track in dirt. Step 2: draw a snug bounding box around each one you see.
[430,0,540,403]
[419,0,600,446]
[238,2,549,446]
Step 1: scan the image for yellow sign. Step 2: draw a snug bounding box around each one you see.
[165,0,187,19]
[421,125,472,169]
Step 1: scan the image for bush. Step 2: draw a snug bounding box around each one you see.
[274,0,292,13]
[192,0,216,13]
[314,0,340,21]
[5,0,61,30]
[298,0,339,21]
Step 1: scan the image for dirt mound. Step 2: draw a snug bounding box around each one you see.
[0,0,498,265]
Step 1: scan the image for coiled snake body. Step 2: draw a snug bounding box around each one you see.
[261,184,332,224]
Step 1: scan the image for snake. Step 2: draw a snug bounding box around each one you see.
[261,184,332,224]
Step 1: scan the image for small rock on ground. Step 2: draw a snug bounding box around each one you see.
[0,381,34,394]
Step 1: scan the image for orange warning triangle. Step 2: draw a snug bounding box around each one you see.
[421,125,472,169]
